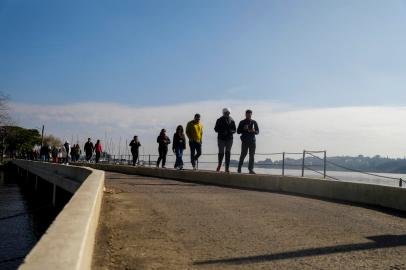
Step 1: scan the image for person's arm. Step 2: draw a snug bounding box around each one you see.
[157,136,160,144]
[254,121,259,135]
[129,140,133,147]
[167,136,171,145]
[199,124,203,144]
[214,118,220,133]
[237,121,243,134]
[231,120,237,134]
[185,122,191,139]
[172,134,176,151]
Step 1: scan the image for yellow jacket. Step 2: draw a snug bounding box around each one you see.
[186,120,203,143]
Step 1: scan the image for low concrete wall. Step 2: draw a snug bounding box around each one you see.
[11,160,105,270]
[79,163,406,212]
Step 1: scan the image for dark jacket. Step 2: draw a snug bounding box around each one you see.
[84,142,94,153]
[214,116,236,141]
[172,133,186,150]
[237,119,259,142]
[129,140,141,153]
[157,135,171,149]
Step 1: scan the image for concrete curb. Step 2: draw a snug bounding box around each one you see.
[78,163,406,212]
[11,160,105,270]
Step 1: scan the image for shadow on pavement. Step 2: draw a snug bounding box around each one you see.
[194,234,406,266]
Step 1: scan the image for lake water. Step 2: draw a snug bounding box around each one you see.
[0,168,59,270]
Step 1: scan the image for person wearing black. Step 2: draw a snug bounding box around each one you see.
[237,109,259,174]
[172,125,186,169]
[84,138,94,162]
[214,108,236,173]
[156,129,171,168]
[129,135,141,166]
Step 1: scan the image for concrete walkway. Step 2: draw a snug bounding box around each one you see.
[92,172,406,270]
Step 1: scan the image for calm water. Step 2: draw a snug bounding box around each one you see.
[0,168,59,270]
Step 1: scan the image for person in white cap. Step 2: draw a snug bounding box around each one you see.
[214,108,236,173]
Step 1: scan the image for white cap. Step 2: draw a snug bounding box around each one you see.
[222,108,230,114]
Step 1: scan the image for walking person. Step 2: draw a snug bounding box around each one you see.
[64,141,71,164]
[237,109,259,174]
[129,135,141,166]
[75,144,81,162]
[95,140,102,163]
[70,144,76,162]
[186,114,203,170]
[156,129,171,168]
[173,125,186,170]
[214,108,236,173]
[84,138,94,162]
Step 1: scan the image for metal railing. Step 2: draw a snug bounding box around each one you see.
[17,149,405,188]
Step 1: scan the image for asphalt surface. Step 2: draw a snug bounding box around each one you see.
[92,171,406,270]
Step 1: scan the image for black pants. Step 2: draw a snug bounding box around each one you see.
[157,147,168,167]
[189,141,202,167]
[85,151,92,161]
[132,150,139,166]
[218,139,233,170]
[238,140,256,171]
[95,152,101,163]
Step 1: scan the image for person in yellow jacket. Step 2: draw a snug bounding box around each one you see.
[186,113,203,169]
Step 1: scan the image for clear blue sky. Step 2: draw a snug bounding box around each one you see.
[1,0,406,107]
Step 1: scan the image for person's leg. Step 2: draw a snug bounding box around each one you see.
[225,139,233,172]
[174,148,180,168]
[134,151,139,165]
[217,139,225,171]
[248,141,256,172]
[189,141,196,167]
[195,142,202,168]
[238,141,249,172]
[179,148,184,168]
[157,148,162,167]
[162,148,168,167]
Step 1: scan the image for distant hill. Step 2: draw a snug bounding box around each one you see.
[231,155,406,174]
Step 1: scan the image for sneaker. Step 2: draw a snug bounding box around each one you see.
[216,165,221,172]
[162,166,166,169]
[237,168,241,173]
[192,165,196,170]
[225,169,230,174]
[249,170,256,174]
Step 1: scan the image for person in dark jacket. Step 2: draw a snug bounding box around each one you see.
[129,135,141,166]
[172,125,186,170]
[156,129,171,168]
[214,108,236,173]
[84,138,94,162]
[237,109,259,174]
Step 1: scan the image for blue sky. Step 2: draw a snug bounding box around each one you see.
[3,0,406,157]
[1,0,406,106]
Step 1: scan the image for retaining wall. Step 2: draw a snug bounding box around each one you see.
[11,160,105,270]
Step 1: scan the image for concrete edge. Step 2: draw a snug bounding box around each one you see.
[11,161,105,270]
[77,163,406,212]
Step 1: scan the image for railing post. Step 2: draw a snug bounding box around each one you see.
[282,152,285,176]
[148,155,151,166]
[323,150,327,179]
[301,150,305,177]
[52,184,56,206]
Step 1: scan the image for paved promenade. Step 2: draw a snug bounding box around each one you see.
[92,171,406,270]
